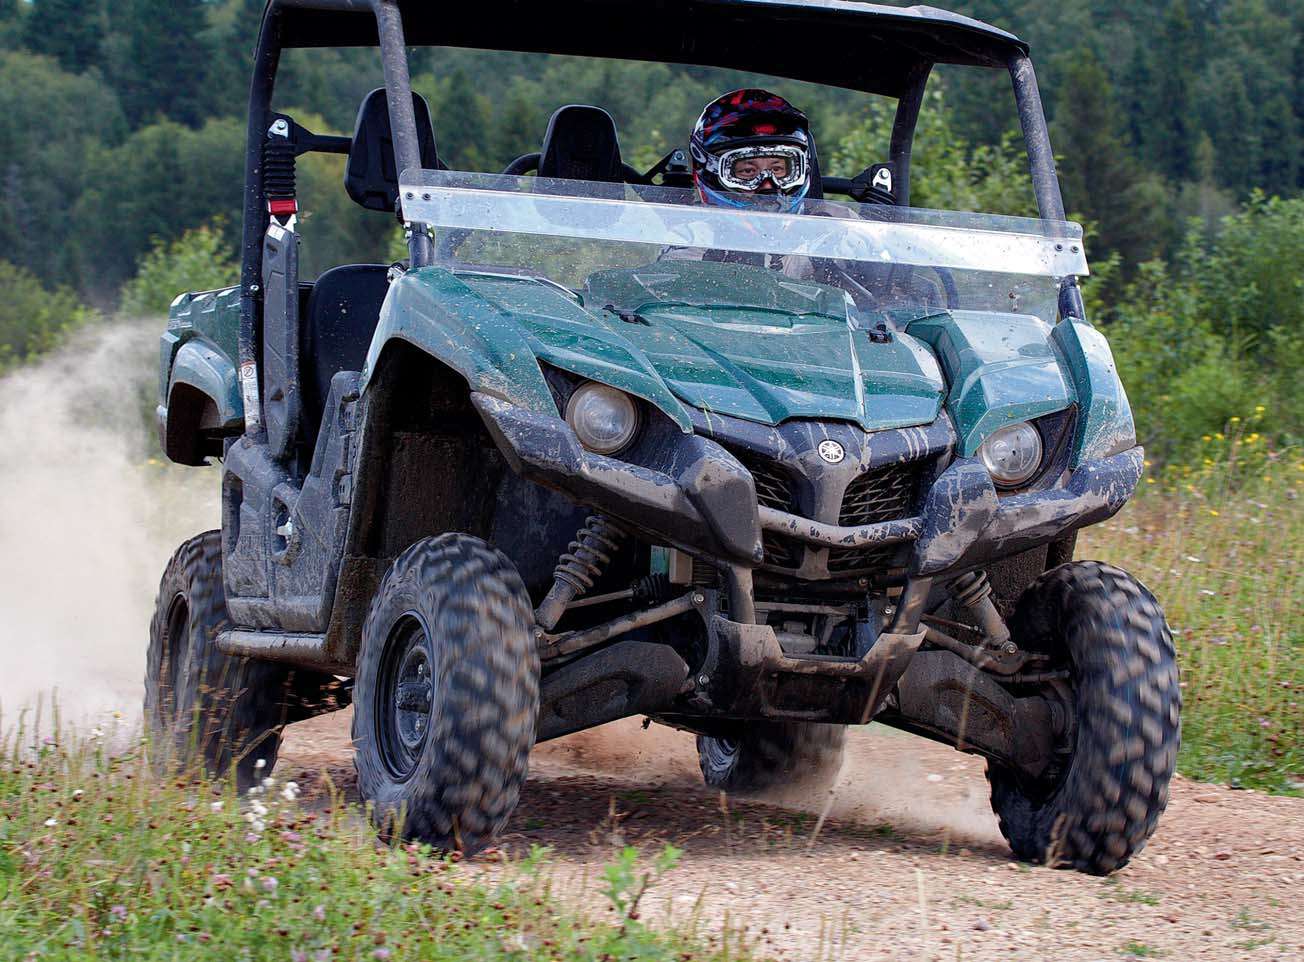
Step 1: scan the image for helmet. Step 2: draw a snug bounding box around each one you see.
[689,89,812,212]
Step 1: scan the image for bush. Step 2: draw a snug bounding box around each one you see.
[1106,196,1304,466]
[118,223,240,317]
[0,260,95,371]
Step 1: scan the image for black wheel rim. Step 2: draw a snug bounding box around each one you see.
[703,736,740,774]
[376,613,435,781]
[162,594,189,720]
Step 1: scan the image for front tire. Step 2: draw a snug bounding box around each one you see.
[698,722,846,794]
[987,561,1180,874]
[352,533,539,853]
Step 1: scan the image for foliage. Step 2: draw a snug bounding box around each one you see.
[1081,439,1303,794]
[73,117,246,300]
[0,732,750,960]
[0,261,94,371]
[118,224,240,317]
[0,51,125,283]
[827,89,1035,216]
[1106,195,1304,465]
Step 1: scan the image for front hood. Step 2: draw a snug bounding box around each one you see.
[375,267,1094,451]
[449,270,945,433]
[616,306,945,431]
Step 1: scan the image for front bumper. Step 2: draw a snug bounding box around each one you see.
[473,392,1143,581]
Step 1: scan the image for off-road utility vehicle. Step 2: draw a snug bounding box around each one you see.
[150,0,1179,874]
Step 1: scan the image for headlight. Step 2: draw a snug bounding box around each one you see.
[565,382,640,455]
[978,422,1044,488]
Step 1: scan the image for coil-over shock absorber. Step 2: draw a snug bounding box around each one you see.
[950,570,1014,651]
[263,118,298,220]
[535,516,626,632]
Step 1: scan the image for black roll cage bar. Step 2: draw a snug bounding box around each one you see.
[237,0,1069,440]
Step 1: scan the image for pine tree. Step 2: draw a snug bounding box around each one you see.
[104,0,211,126]
[1053,50,1172,265]
[22,0,104,71]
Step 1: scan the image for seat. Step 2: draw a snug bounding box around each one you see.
[345,87,440,212]
[537,104,626,182]
[300,264,391,445]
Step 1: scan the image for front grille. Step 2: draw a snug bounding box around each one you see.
[828,463,923,573]
[735,452,802,569]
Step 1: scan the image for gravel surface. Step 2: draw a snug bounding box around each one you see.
[282,711,1304,961]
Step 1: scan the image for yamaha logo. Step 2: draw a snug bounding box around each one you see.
[817,440,845,464]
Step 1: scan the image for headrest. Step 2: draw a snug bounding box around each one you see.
[538,105,623,183]
[345,87,439,212]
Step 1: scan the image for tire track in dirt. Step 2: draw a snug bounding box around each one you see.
[281,711,1304,961]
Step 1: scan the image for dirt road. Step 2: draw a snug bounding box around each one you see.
[281,712,1303,961]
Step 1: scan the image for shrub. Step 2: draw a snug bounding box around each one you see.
[118,223,240,318]
[0,260,95,371]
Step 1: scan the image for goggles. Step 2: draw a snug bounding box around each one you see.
[704,143,808,193]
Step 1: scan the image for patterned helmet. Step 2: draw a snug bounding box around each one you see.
[690,89,812,212]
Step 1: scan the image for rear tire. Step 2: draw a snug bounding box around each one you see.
[352,533,539,854]
[698,722,846,794]
[987,561,1180,874]
[146,532,308,789]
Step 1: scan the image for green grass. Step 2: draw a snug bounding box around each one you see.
[0,727,753,961]
[1080,430,1303,794]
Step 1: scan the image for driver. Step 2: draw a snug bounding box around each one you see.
[662,89,818,278]
[690,89,813,213]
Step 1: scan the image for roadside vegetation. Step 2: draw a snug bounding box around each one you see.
[1081,426,1303,794]
[0,726,748,960]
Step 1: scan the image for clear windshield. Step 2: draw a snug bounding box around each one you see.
[399,170,1086,325]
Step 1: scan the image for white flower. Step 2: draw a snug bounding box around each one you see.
[210,801,224,812]
[43,818,57,828]
[250,818,266,833]
[281,783,300,802]
[250,801,268,818]
[254,759,266,770]
[262,777,276,789]
[90,727,104,739]
[72,790,84,800]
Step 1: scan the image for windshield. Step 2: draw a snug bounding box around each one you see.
[399,170,1086,326]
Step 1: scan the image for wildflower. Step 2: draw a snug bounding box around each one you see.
[1145,477,1156,485]
[90,727,104,739]
[1229,416,1240,423]
[210,801,224,812]
[261,876,279,893]
[254,758,267,770]
[1209,509,1220,516]
[72,789,84,800]
[1200,590,1216,597]
[373,951,392,961]
[1215,432,1224,440]
[313,905,326,922]
[43,817,57,828]
[251,801,268,817]
[1201,434,1212,442]
[281,782,300,802]
[250,818,266,833]
[111,905,127,921]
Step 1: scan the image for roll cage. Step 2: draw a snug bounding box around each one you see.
[239,0,1071,441]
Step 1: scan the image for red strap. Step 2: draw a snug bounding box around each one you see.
[268,198,298,216]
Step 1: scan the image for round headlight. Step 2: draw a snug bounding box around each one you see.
[979,422,1044,488]
[565,382,640,455]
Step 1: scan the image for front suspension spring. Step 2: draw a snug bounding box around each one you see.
[535,516,625,632]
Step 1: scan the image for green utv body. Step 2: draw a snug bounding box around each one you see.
[149,0,1179,875]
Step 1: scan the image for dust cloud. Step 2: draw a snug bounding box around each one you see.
[0,319,218,728]
[537,718,1003,845]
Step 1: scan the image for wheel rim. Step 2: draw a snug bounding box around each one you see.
[704,736,740,774]
[161,593,189,720]
[376,613,436,781]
